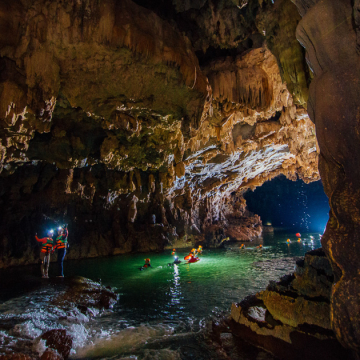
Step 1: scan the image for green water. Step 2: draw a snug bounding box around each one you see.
[0,231,322,359]
[64,231,321,326]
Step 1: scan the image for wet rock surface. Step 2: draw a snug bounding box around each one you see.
[0,355,32,360]
[292,0,360,353]
[53,276,118,311]
[40,330,72,360]
[40,349,62,360]
[0,277,118,359]
[230,248,353,360]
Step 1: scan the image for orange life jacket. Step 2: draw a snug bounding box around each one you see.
[55,229,68,249]
[36,236,53,253]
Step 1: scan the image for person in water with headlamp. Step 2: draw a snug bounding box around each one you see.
[35,229,54,278]
[53,225,69,277]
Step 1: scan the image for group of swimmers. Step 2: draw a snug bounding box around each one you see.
[35,226,69,278]
[286,233,315,244]
[239,243,262,249]
[139,245,203,270]
[183,245,202,263]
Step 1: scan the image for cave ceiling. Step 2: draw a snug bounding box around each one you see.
[0,0,319,265]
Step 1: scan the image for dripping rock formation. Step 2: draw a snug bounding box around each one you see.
[0,0,318,268]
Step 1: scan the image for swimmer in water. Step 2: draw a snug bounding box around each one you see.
[186,253,200,263]
[171,248,176,255]
[197,245,203,254]
[240,244,245,249]
[168,255,182,266]
[297,238,301,242]
[140,258,152,270]
[184,253,192,260]
[220,237,230,244]
[256,244,263,249]
[287,239,291,244]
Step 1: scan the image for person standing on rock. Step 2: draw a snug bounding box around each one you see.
[53,226,69,277]
[35,230,54,278]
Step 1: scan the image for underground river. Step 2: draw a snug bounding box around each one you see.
[0,231,322,359]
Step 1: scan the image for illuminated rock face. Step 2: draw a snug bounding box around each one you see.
[0,0,318,267]
[230,249,352,360]
[292,0,360,352]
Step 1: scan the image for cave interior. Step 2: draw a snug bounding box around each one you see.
[0,0,360,358]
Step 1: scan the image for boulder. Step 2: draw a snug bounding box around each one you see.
[53,276,118,310]
[40,330,72,360]
[40,349,62,360]
[292,248,333,299]
[260,290,331,329]
[230,248,352,360]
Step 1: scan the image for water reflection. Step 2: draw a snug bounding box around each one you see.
[0,231,323,358]
[170,264,181,306]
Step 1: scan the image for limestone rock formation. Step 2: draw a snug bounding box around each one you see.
[0,0,319,268]
[256,0,310,105]
[291,0,360,353]
[230,249,352,360]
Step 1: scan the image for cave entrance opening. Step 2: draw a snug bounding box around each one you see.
[244,175,330,233]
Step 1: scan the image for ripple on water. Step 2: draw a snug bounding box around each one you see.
[0,231,321,358]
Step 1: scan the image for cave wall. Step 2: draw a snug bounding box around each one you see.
[0,0,319,268]
[292,0,360,352]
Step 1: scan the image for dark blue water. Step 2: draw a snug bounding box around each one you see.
[244,176,330,232]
